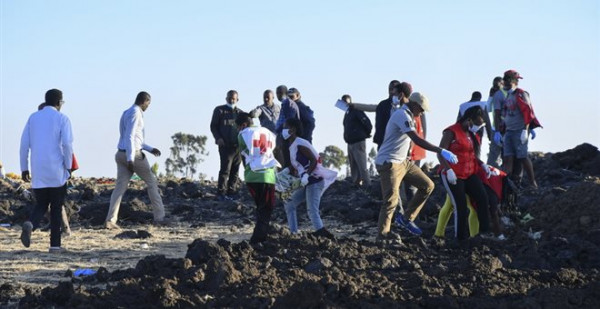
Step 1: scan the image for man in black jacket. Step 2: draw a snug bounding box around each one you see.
[210,90,244,200]
[373,80,401,149]
[342,95,373,188]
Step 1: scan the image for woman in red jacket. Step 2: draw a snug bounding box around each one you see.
[438,106,494,240]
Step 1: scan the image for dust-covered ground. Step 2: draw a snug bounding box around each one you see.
[1,143,599,308]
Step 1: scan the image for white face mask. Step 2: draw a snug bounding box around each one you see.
[469,122,485,133]
[392,95,400,104]
[282,129,291,140]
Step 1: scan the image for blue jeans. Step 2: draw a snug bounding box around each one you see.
[503,130,528,159]
[284,180,325,233]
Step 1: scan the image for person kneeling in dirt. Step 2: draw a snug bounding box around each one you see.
[235,113,280,244]
[282,118,337,238]
[435,165,508,240]
[438,106,495,241]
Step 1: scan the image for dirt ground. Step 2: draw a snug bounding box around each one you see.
[1,143,599,308]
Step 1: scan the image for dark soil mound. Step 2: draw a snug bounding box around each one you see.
[16,230,600,308]
[3,143,600,308]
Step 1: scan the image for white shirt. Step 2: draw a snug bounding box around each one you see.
[20,106,73,189]
[375,105,415,165]
[117,104,153,162]
[458,100,488,117]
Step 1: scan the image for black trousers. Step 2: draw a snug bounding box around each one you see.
[246,183,275,243]
[441,173,490,240]
[31,184,67,247]
[218,146,241,195]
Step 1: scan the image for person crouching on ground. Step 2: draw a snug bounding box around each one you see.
[235,112,280,244]
[438,106,494,241]
[282,118,336,238]
[435,164,507,240]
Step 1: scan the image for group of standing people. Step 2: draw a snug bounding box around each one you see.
[210,85,335,244]
[342,69,541,243]
[17,69,541,251]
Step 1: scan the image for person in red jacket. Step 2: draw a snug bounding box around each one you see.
[438,106,495,240]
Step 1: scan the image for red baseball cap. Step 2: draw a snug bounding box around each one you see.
[504,69,523,79]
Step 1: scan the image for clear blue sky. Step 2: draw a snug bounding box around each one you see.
[1,0,599,179]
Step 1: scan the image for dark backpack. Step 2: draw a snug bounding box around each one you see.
[296,101,315,142]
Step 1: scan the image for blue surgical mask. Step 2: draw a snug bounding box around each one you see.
[227,103,236,109]
[392,96,400,104]
[282,129,291,140]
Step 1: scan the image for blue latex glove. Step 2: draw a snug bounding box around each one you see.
[493,131,503,146]
[530,129,536,140]
[441,149,458,164]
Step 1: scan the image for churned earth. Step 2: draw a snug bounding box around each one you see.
[1,143,599,308]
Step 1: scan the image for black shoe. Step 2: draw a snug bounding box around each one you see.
[250,235,267,245]
[313,228,335,239]
[20,221,33,248]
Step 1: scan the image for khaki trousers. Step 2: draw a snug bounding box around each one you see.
[105,151,165,223]
[376,160,434,236]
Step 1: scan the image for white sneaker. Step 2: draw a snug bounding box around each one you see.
[49,247,68,253]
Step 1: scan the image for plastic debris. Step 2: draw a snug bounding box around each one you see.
[275,168,301,193]
[520,213,535,224]
[501,216,514,227]
[527,228,543,240]
[74,268,97,277]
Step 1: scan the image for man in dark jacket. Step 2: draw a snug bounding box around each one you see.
[342,95,373,188]
[288,88,315,143]
[210,90,245,200]
[373,80,401,148]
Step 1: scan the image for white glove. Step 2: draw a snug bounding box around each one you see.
[493,131,503,146]
[445,169,457,185]
[300,173,309,186]
[0,166,5,179]
[489,166,501,176]
[520,129,528,144]
[440,149,459,164]
[480,163,500,178]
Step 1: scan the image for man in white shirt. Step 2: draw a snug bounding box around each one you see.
[375,90,458,243]
[105,91,166,229]
[19,89,73,253]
